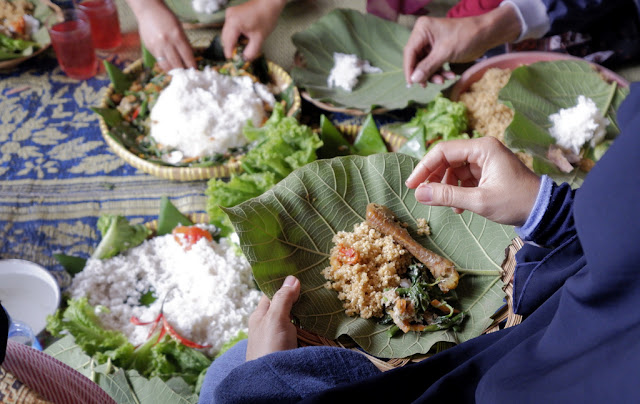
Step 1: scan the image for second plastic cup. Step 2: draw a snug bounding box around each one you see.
[77,0,122,50]
[46,9,97,80]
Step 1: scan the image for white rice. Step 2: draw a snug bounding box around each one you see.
[327,52,382,92]
[548,95,609,154]
[68,230,261,356]
[191,0,228,14]
[150,66,275,161]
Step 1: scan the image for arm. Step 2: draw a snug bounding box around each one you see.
[221,0,287,61]
[125,0,196,70]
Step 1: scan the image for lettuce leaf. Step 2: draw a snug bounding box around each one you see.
[46,298,211,391]
[0,33,39,60]
[389,94,469,159]
[92,215,152,259]
[206,104,322,234]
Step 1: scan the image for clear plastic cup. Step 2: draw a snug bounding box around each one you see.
[77,0,122,50]
[8,316,41,350]
[45,8,97,80]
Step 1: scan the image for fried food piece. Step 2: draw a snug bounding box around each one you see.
[365,203,459,292]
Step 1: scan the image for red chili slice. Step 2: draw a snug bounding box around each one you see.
[172,226,213,250]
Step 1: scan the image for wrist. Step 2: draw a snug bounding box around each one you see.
[477,4,521,49]
[515,175,552,239]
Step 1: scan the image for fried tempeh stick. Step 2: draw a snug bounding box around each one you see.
[365,203,459,292]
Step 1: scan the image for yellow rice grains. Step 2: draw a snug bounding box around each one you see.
[322,222,411,319]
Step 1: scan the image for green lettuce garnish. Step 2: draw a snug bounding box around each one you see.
[0,33,39,60]
[46,298,211,390]
[389,94,469,159]
[206,103,322,234]
[91,215,152,259]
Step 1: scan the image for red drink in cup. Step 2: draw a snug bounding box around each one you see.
[77,0,122,50]
[47,10,97,80]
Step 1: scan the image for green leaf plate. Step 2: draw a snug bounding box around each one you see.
[291,9,456,114]
[225,153,516,358]
[164,0,247,28]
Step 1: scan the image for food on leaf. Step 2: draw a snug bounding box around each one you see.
[225,153,514,358]
[327,52,382,92]
[366,203,459,293]
[498,60,628,187]
[322,204,462,336]
[548,95,609,154]
[292,9,456,112]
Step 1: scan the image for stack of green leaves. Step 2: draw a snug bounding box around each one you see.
[206,103,322,235]
[317,114,388,159]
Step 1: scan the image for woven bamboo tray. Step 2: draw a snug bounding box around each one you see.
[97,59,301,181]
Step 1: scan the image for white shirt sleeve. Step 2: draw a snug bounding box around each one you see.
[501,0,551,42]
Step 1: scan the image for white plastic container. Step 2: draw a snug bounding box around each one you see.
[0,259,61,335]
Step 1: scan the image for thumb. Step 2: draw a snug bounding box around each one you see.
[242,34,264,62]
[411,51,447,85]
[269,275,300,322]
[415,182,485,215]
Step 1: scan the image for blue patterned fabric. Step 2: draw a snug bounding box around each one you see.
[0,52,208,289]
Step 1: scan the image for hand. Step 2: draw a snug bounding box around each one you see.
[405,137,541,227]
[221,0,286,61]
[403,5,521,86]
[246,275,300,361]
[129,0,196,70]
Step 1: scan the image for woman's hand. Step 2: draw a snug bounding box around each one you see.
[128,0,196,71]
[246,275,300,361]
[221,0,286,61]
[403,5,521,86]
[406,137,541,227]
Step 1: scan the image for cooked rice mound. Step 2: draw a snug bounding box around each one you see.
[322,222,411,319]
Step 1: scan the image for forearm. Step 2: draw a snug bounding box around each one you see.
[124,0,166,20]
[473,4,522,50]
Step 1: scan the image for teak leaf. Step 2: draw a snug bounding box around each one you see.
[226,153,514,358]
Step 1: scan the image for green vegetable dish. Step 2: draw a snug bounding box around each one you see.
[0,0,50,61]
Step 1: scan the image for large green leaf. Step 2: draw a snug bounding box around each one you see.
[291,9,455,112]
[164,0,247,24]
[225,153,514,358]
[500,60,629,188]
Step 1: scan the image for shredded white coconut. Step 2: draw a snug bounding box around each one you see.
[150,66,275,160]
[191,0,229,14]
[68,231,261,356]
[548,95,609,155]
[327,52,382,92]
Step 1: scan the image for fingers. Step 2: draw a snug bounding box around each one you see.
[176,39,196,69]
[249,295,270,328]
[221,23,241,59]
[268,275,300,323]
[406,139,478,188]
[242,34,264,61]
[415,181,484,215]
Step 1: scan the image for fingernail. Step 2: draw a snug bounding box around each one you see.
[283,275,297,287]
[430,75,444,84]
[410,70,425,84]
[415,184,432,203]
